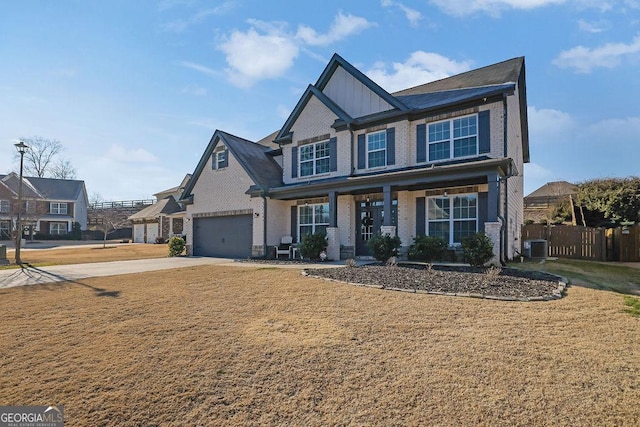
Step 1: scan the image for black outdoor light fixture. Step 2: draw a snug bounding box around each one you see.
[14,140,28,265]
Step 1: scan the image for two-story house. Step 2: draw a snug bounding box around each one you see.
[180,54,529,263]
[0,173,89,239]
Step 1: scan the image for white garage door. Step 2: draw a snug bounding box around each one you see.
[133,224,145,243]
[146,223,159,243]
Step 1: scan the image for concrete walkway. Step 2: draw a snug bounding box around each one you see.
[0,257,348,289]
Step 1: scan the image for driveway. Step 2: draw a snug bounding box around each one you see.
[0,257,348,289]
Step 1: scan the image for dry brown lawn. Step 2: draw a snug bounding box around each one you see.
[0,265,638,426]
[3,243,168,267]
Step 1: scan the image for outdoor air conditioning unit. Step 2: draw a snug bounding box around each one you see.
[524,239,548,259]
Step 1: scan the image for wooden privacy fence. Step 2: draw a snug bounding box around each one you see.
[521,224,640,262]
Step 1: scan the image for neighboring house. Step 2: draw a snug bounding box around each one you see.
[524,181,577,224]
[181,54,529,263]
[0,173,89,239]
[128,174,190,243]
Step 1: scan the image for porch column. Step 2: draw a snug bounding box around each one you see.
[485,171,501,265]
[328,191,338,227]
[383,185,392,226]
[326,191,339,260]
[487,172,499,222]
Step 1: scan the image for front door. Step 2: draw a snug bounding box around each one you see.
[356,200,397,256]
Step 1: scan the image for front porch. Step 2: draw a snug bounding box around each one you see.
[263,158,513,263]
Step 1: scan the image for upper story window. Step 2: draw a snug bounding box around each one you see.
[426,194,477,245]
[428,115,478,161]
[367,131,387,168]
[25,200,36,214]
[50,202,68,215]
[300,141,330,177]
[0,199,9,213]
[216,151,227,169]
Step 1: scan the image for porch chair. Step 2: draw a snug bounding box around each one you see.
[274,235,294,259]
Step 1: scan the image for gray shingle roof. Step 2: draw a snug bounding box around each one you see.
[392,57,524,96]
[396,84,515,111]
[220,131,283,189]
[128,196,182,220]
[0,174,85,200]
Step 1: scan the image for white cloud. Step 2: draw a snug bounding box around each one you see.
[296,12,374,46]
[578,19,608,33]
[553,34,640,73]
[430,0,566,16]
[276,104,291,120]
[180,85,208,96]
[527,106,575,145]
[178,61,218,78]
[366,51,473,92]
[104,144,158,163]
[161,2,236,32]
[217,21,299,88]
[381,1,423,27]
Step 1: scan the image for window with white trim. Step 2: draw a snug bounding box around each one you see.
[25,200,36,214]
[300,141,330,177]
[428,115,478,161]
[50,202,68,215]
[50,222,67,235]
[0,199,9,213]
[298,203,329,239]
[216,151,226,169]
[367,131,386,168]
[427,194,477,245]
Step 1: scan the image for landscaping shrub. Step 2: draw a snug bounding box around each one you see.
[366,233,401,263]
[408,235,447,262]
[299,232,328,260]
[168,236,186,257]
[461,232,494,267]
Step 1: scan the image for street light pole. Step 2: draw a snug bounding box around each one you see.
[14,140,28,265]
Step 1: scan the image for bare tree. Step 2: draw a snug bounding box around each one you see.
[14,136,77,179]
[88,194,131,248]
[51,159,77,180]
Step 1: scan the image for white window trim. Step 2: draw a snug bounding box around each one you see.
[297,203,329,241]
[299,140,330,177]
[0,199,9,213]
[216,151,226,169]
[50,222,68,235]
[426,193,478,245]
[366,130,387,169]
[428,113,478,162]
[50,202,68,215]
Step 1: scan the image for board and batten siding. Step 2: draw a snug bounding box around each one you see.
[321,66,394,118]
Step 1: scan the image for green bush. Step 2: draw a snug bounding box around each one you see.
[366,233,401,263]
[461,232,494,267]
[168,236,186,257]
[408,235,447,262]
[298,232,328,260]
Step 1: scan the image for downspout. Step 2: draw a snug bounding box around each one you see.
[347,122,355,176]
[501,94,510,264]
[262,189,268,258]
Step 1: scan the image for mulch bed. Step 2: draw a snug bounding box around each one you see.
[304,264,566,301]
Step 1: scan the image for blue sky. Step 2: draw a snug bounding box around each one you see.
[1,0,639,201]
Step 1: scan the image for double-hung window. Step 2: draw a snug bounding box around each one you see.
[367,131,386,168]
[0,199,9,213]
[298,203,329,239]
[216,151,226,169]
[50,202,67,215]
[427,194,477,245]
[428,115,478,161]
[300,141,330,177]
[50,222,67,235]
